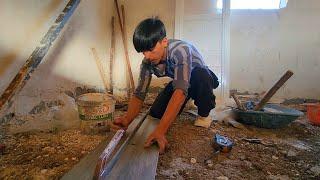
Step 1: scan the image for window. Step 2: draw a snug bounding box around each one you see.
[217,0,288,10]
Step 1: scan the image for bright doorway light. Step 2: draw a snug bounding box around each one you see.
[217,0,287,10]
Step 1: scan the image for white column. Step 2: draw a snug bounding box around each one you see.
[174,0,184,39]
[221,0,231,103]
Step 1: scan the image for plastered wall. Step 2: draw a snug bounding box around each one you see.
[230,0,320,99]
[0,0,174,117]
[1,0,319,120]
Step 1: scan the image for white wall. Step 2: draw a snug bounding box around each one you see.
[1,0,319,118]
[230,0,320,99]
[0,0,175,116]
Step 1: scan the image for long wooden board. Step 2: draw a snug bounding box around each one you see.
[114,0,135,94]
[103,117,159,179]
[253,70,294,111]
[0,0,81,112]
[62,115,159,180]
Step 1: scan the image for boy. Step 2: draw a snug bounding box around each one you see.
[113,17,219,153]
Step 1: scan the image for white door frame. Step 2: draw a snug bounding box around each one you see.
[174,0,231,103]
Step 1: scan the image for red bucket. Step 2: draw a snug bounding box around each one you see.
[306,103,320,126]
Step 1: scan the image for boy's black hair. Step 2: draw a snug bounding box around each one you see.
[133,17,166,52]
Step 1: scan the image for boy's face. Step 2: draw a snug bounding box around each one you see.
[143,38,168,65]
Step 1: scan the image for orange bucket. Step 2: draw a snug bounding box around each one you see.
[306,103,320,126]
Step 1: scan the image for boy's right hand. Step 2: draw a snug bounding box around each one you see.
[112,116,130,130]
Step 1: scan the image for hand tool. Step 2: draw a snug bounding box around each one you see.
[205,134,233,162]
[212,134,233,153]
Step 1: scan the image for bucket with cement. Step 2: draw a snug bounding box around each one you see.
[76,93,115,134]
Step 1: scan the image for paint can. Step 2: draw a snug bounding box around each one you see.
[76,93,115,134]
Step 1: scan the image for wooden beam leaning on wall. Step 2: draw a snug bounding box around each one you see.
[0,0,81,112]
[121,5,132,99]
[114,0,135,97]
[91,48,109,91]
[109,16,115,94]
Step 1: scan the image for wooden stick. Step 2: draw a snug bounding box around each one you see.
[91,48,108,91]
[0,0,81,112]
[114,0,123,30]
[121,5,132,98]
[231,93,246,111]
[109,16,115,94]
[114,0,135,95]
[253,70,294,111]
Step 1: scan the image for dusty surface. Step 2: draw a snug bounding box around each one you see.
[0,99,319,179]
[156,105,320,180]
[0,129,107,179]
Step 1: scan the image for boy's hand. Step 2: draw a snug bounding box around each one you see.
[112,116,130,130]
[144,128,168,154]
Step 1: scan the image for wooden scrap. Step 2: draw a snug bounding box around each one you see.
[0,0,81,112]
[254,70,294,111]
[231,93,246,111]
[91,48,109,91]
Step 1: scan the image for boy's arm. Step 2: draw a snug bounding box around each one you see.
[145,44,193,153]
[114,61,151,128]
[144,88,186,153]
[124,95,144,125]
[113,95,143,129]
[156,89,185,134]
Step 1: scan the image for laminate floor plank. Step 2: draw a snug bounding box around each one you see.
[104,116,159,180]
[61,114,159,180]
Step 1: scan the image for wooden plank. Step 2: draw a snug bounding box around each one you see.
[0,0,81,112]
[253,70,294,111]
[109,16,115,94]
[62,115,159,180]
[61,138,110,180]
[121,5,132,99]
[231,93,246,111]
[103,116,159,180]
[95,110,150,178]
[114,0,135,94]
[91,48,108,91]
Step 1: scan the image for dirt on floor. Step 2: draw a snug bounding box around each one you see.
[0,103,320,180]
[157,107,320,180]
[0,129,107,179]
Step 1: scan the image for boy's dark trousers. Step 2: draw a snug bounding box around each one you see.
[149,67,219,119]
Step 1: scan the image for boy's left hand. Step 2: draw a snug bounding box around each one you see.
[144,128,168,154]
